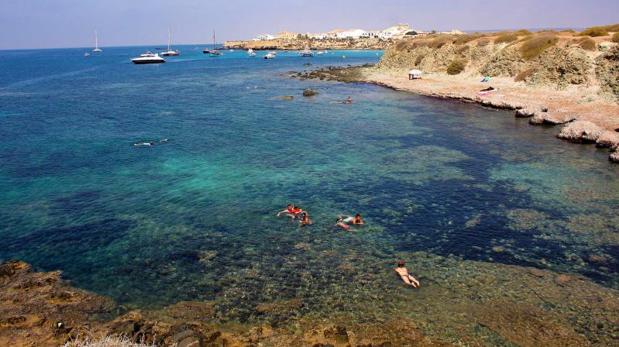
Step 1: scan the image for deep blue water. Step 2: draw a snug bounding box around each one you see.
[0,45,617,322]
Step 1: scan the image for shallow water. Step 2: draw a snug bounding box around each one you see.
[0,46,617,327]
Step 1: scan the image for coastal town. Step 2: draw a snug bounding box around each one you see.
[225,24,464,50]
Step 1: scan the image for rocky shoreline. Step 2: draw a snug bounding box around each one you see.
[224,38,389,51]
[3,257,619,346]
[293,65,619,163]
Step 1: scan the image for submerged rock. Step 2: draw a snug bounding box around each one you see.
[303,88,318,97]
[557,120,604,143]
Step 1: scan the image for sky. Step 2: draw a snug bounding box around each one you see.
[0,0,618,50]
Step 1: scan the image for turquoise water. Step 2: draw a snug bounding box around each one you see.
[0,46,617,324]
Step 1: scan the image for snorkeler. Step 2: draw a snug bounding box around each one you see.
[340,213,365,225]
[277,204,303,219]
[133,141,155,147]
[335,216,351,231]
[395,260,420,288]
[299,212,313,227]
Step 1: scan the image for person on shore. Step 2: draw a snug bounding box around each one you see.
[299,212,313,227]
[395,260,420,288]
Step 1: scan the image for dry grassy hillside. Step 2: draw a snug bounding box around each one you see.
[379,24,619,101]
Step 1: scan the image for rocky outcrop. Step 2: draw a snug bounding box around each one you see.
[529,111,576,125]
[557,120,604,143]
[0,261,116,347]
[595,46,619,101]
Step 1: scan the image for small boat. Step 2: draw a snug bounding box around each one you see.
[204,30,222,56]
[161,28,180,56]
[299,46,313,57]
[264,52,276,59]
[247,48,256,57]
[92,30,102,53]
[84,52,90,57]
[132,53,165,64]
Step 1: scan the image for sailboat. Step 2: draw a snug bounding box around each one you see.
[161,28,180,56]
[92,30,102,53]
[203,30,221,56]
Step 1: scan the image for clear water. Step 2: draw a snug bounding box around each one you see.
[0,46,617,325]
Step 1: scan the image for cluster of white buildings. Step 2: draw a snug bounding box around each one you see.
[253,24,423,41]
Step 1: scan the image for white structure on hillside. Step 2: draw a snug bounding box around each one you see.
[254,34,276,41]
[378,24,411,39]
[307,32,328,40]
[441,29,465,35]
[336,29,368,39]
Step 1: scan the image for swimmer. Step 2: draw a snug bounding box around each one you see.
[133,141,155,147]
[395,260,420,288]
[277,204,303,219]
[340,213,364,225]
[299,212,313,227]
[335,217,350,231]
[342,96,353,104]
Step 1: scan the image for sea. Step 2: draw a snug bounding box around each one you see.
[0,45,617,339]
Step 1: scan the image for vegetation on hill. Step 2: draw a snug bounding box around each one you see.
[378,28,618,100]
[520,34,559,60]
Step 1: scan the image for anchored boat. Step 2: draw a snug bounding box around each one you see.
[132,52,165,64]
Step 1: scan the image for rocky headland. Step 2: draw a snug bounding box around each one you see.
[294,27,619,163]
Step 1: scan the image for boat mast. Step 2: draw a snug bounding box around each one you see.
[213,30,216,48]
[168,28,171,51]
[95,30,99,50]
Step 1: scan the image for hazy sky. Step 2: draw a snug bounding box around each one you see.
[1,0,618,49]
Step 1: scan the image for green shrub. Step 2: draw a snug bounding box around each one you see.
[613,32,619,43]
[495,32,519,44]
[446,60,466,75]
[456,45,470,54]
[520,34,558,60]
[602,23,619,32]
[454,34,481,45]
[578,37,596,51]
[477,39,490,47]
[515,68,535,82]
[414,55,424,65]
[580,26,608,37]
[429,35,454,48]
[514,29,532,36]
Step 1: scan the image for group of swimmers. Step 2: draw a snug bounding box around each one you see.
[276,203,419,288]
[276,204,364,231]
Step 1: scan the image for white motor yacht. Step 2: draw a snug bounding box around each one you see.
[132,53,165,64]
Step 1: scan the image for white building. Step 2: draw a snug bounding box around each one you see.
[378,24,412,39]
[336,29,368,39]
[254,34,276,41]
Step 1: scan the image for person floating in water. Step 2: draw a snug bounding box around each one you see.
[342,96,353,104]
[133,141,155,147]
[335,216,350,231]
[342,213,365,225]
[335,213,365,230]
[277,204,303,219]
[395,260,420,288]
[299,212,313,227]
